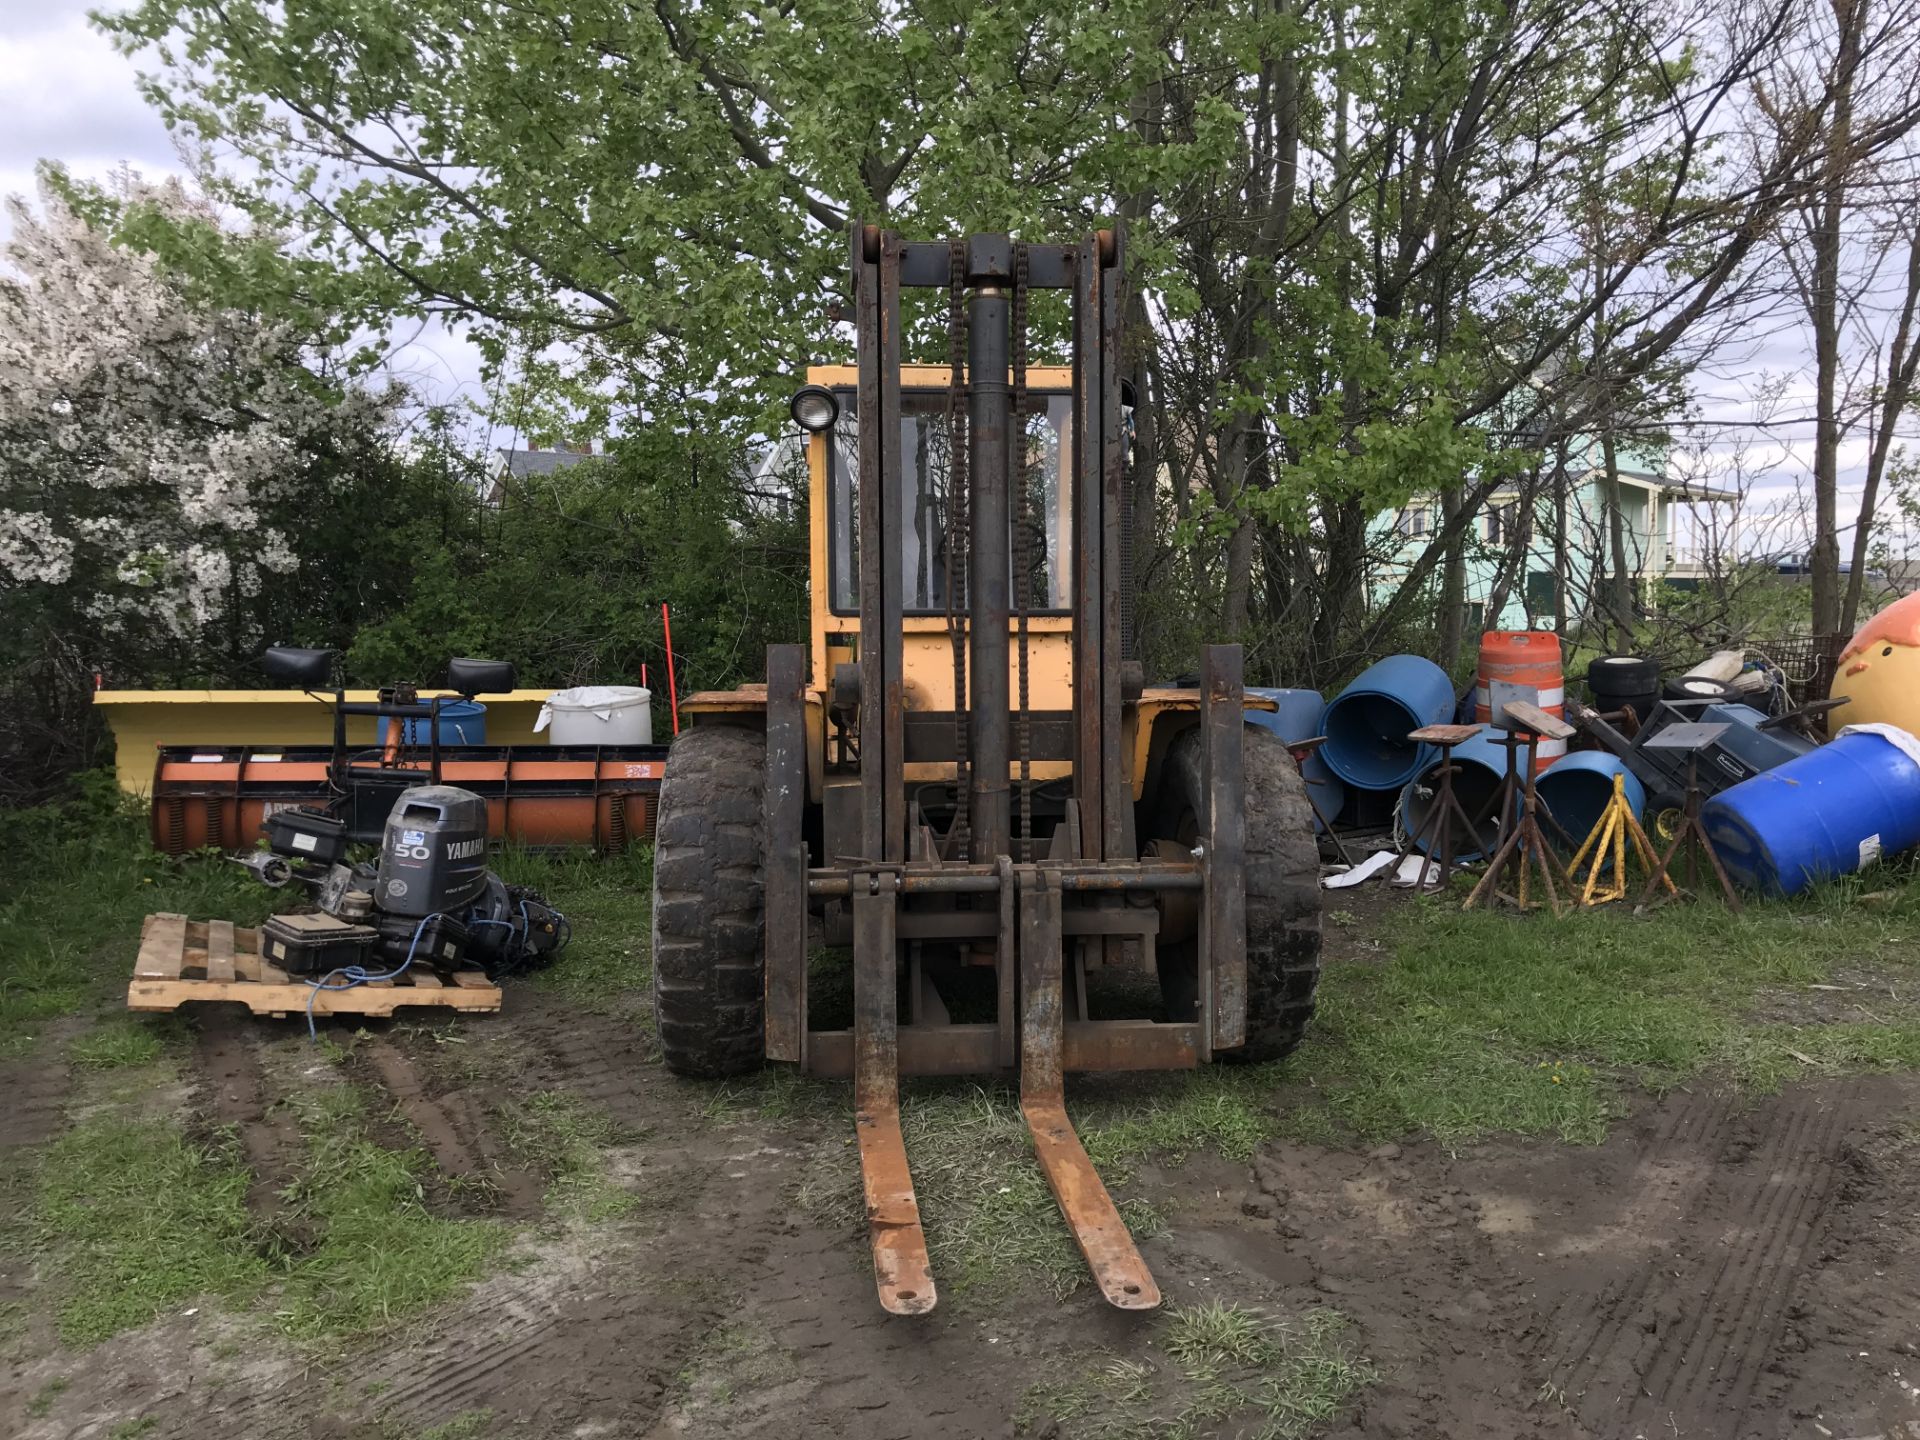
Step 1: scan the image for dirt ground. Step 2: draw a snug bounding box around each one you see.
[3,974,1916,1440]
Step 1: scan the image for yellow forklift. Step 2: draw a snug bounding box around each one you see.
[651,225,1322,1314]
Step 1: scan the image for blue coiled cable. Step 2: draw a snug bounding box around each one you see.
[304,913,435,1041]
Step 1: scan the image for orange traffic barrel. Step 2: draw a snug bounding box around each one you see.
[1475,631,1565,770]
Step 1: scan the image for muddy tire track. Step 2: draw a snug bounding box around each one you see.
[0,1035,75,1152]
[506,986,664,1129]
[1533,1085,1734,1396]
[1538,1083,1858,1440]
[191,1012,306,1238]
[353,1035,545,1219]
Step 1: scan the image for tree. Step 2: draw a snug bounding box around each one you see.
[101,0,1145,440]
[0,179,395,661]
[1131,0,1920,675]
[345,433,807,694]
[0,178,401,798]
[102,0,1920,688]
[1756,0,1920,637]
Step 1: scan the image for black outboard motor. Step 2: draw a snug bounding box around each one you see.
[376,787,491,917]
[367,786,490,969]
[238,782,568,979]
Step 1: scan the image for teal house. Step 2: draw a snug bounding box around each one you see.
[1373,440,1737,632]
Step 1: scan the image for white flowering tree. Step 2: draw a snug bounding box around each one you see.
[0,178,394,657]
[0,177,414,799]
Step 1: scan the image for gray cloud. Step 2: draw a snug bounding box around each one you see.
[0,3,183,207]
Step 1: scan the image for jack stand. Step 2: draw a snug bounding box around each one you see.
[1464,703,1578,916]
[1288,735,1353,866]
[1567,772,1673,906]
[1633,735,1743,914]
[1393,723,1487,887]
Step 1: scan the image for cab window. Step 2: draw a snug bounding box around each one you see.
[827,388,1074,615]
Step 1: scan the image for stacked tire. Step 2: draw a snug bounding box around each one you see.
[1663,674,1735,705]
[1586,655,1660,727]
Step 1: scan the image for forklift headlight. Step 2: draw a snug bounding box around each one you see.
[789,384,840,433]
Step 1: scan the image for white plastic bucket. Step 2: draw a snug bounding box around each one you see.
[537,686,653,745]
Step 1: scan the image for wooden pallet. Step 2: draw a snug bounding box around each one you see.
[126,913,502,1018]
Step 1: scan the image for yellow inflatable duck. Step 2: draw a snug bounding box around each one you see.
[1829,590,1920,733]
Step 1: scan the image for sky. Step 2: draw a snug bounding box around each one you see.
[4,0,1911,566]
[0,0,496,437]
[0,3,181,209]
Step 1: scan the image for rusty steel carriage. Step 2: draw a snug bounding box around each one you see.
[651,224,1323,1315]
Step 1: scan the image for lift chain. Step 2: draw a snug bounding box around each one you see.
[1012,243,1034,863]
[945,238,971,854]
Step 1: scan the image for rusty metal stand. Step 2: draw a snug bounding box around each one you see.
[1392,723,1486,887]
[1287,735,1353,866]
[1634,748,1743,915]
[1463,725,1577,916]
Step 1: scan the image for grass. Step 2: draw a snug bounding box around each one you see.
[1286,868,1920,1144]
[70,1018,176,1070]
[271,1082,508,1341]
[0,775,272,1049]
[497,845,654,1011]
[1019,1302,1376,1440]
[389,1410,492,1440]
[24,1065,508,1347]
[26,1377,69,1417]
[494,1090,641,1222]
[32,1114,267,1344]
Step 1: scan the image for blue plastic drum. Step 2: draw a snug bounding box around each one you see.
[1320,655,1457,791]
[1247,687,1344,832]
[379,699,489,748]
[1703,729,1920,895]
[1536,752,1646,857]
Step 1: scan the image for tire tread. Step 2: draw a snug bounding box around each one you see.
[650,727,769,1078]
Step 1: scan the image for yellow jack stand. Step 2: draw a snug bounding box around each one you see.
[1566,773,1674,906]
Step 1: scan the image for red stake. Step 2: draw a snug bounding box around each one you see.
[661,602,680,736]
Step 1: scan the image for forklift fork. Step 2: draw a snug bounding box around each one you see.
[1016,868,1161,1308]
[851,872,937,1315]
[847,863,1161,1315]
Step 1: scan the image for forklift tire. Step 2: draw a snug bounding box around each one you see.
[651,726,768,1079]
[1150,724,1323,1064]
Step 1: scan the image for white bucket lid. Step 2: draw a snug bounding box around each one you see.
[536,685,651,731]
[544,685,650,711]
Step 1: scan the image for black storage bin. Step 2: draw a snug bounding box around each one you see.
[264,807,349,866]
[260,912,378,977]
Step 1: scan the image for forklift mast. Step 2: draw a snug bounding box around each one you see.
[844,228,1138,867]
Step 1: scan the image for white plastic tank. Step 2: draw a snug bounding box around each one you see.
[537,686,653,745]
